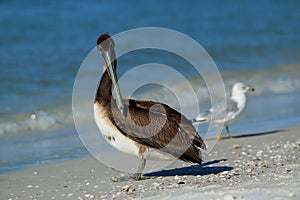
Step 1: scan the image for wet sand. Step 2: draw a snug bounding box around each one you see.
[0,124,299,200]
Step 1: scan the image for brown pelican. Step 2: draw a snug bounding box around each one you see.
[193,82,255,140]
[94,33,206,180]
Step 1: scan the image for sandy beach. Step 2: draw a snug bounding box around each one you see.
[0,124,299,200]
[1,1,300,200]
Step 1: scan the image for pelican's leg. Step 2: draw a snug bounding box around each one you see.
[226,124,235,140]
[133,158,146,180]
[110,158,147,182]
[216,124,223,141]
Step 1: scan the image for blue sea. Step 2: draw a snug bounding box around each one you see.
[0,0,300,174]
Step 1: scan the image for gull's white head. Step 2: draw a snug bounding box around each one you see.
[232,82,255,97]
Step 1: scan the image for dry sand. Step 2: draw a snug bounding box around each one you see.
[0,124,299,200]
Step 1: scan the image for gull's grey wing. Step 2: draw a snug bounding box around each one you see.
[225,98,239,114]
[211,98,239,121]
[194,98,239,122]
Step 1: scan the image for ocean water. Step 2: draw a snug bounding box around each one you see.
[0,0,300,174]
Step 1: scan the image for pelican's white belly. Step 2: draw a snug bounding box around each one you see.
[94,102,175,161]
[94,102,140,156]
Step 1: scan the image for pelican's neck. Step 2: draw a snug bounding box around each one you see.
[95,68,112,103]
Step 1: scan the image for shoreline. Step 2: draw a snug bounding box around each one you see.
[1,124,299,199]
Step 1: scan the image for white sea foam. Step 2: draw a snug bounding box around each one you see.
[0,110,72,135]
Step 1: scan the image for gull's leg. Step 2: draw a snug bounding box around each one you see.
[216,124,223,141]
[226,124,235,140]
[133,158,146,180]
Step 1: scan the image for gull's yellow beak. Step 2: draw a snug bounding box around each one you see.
[247,87,255,92]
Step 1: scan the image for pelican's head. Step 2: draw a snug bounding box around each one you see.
[96,33,116,73]
[232,82,255,96]
[96,33,124,114]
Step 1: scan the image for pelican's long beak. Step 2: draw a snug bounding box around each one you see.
[247,87,255,92]
[100,45,124,114]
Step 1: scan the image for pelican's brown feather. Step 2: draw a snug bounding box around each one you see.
[103,98,206,164]
[122,99,206,150]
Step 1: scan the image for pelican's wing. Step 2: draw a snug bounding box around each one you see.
[111,99,206,163]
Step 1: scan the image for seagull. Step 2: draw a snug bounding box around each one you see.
[94,33,206,180]
[192,82,255,140]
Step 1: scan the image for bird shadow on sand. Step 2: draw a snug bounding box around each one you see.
[204,129,284,141]
[223,129,284,140]
[145,159,232,177]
